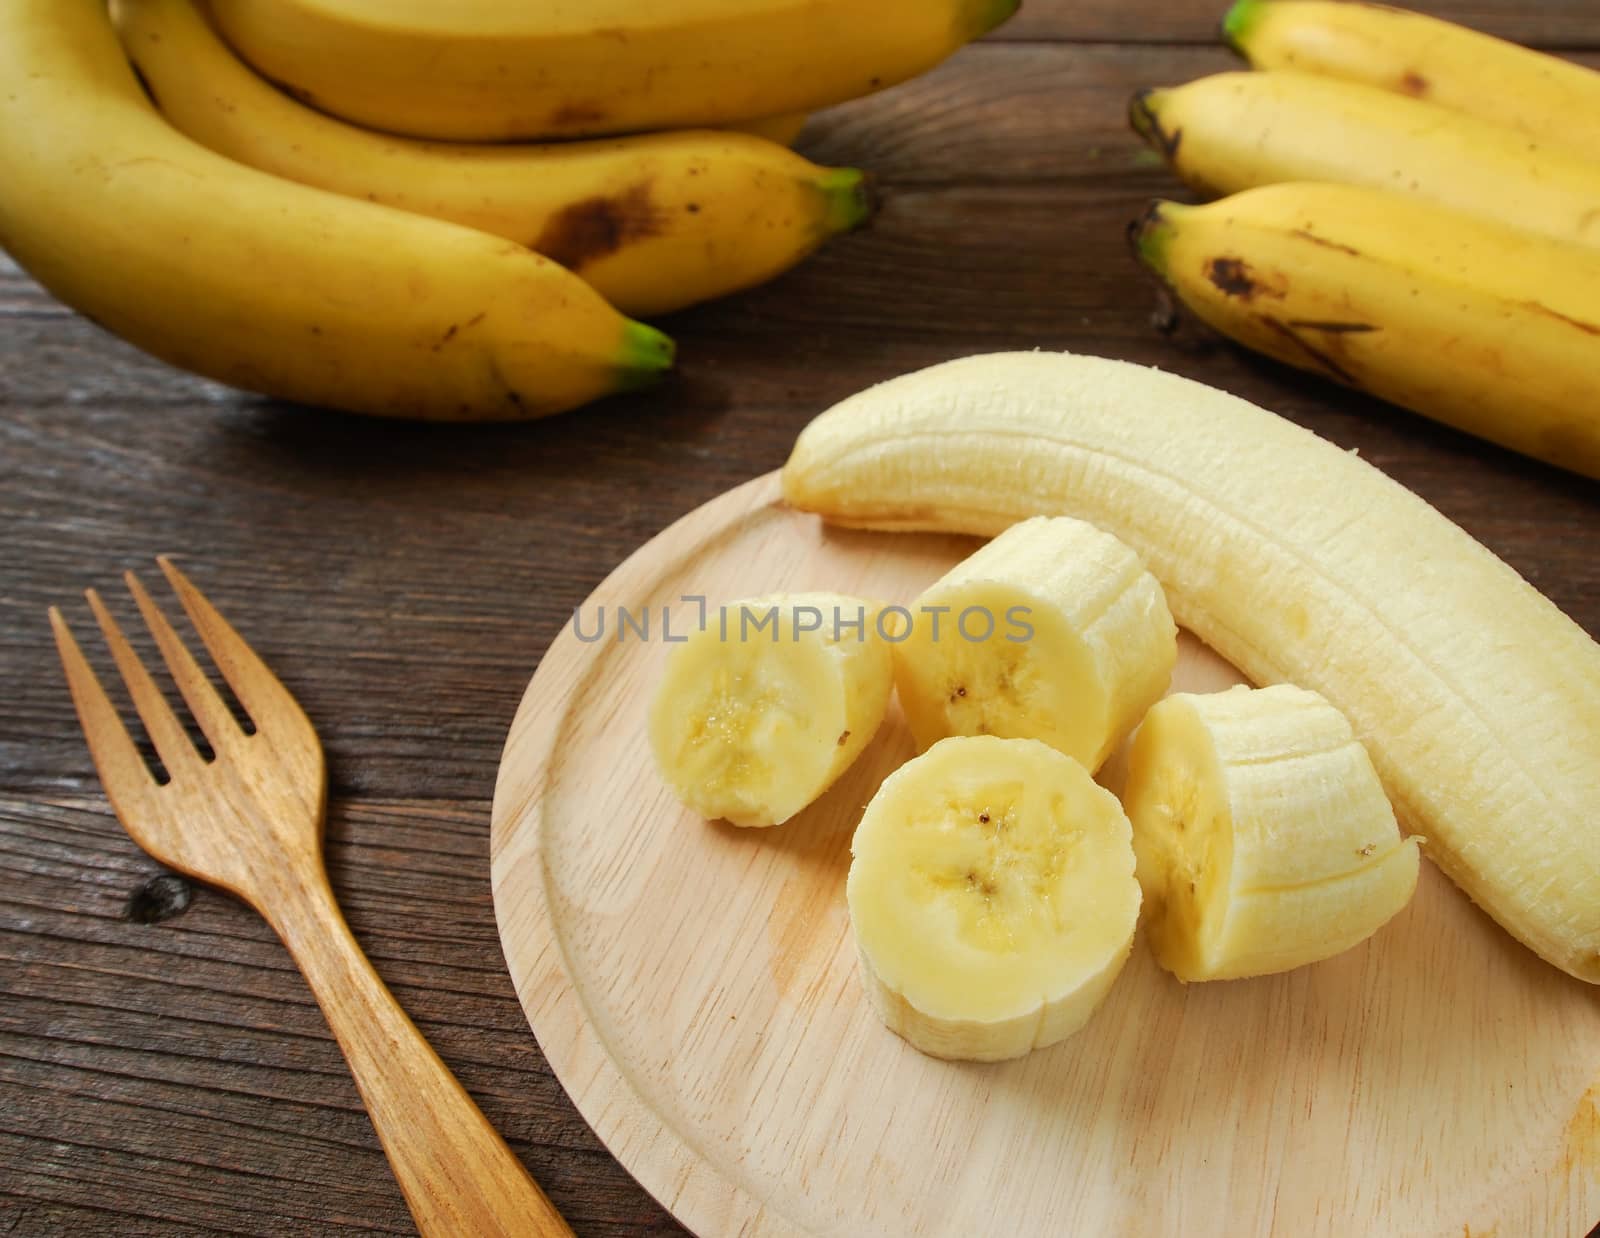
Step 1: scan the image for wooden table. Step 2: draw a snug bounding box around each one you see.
[3,2,1597,1233]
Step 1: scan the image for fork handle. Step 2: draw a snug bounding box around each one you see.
[265,865,573,1238]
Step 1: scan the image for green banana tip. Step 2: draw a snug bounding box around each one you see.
[617,320,676,390]
[1128,201,1180,275]
[820,168,878,235]
[1220,0,1265,55]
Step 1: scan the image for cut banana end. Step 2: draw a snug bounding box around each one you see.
[649,592,892,828]
[1125,684,1420,982]
[894,516,1176,773]
[848,735,1140,1061]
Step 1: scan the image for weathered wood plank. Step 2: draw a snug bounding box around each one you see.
[0,798,683,1234]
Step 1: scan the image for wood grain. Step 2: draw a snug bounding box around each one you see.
[3,4,1598,1234]
[491,473,1600,1236]
[51,561,573,1236]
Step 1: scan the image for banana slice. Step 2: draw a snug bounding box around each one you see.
[893,516,1176,773]
[649,592,892,827]
[1125,684,1420,982]
[847,735,1140,1061]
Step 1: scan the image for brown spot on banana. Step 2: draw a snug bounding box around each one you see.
[425,310,486,351]
[533,183,663,271]
[1205,256,1284,302]
[1522,302,1600,337]
[1399,71,1430,97]
[1291,230,1362,257]
[549,100,608,129]
[1285,320,1379,335]
[1257,316,1361,386]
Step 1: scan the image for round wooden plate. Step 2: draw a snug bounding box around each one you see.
[490,471,1600,1238]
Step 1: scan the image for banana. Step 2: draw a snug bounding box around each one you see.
[1125,684,1420,982]
[847,735,1140,1061]
[208,0,1021,142]
[781,351,1600,985]
[0,0,672,420]
[1130,71,1600,249]
[1223,0,1600,165]
[893,515,1176,772]
[1129,182,1600,479]
[649,593,893,828]
[112,0,869,318]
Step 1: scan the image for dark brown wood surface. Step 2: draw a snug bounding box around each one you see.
[3,3,1598,1234]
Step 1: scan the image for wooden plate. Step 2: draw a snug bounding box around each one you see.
[490,472,1600,1237]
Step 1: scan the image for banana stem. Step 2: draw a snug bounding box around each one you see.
[819,168,878,235]
[1220,0,1266,54]
[1128,201,1179,274]
[615,321,676,389]
[1128,88,1180,161]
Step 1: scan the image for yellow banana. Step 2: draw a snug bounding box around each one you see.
[0,0,672,420]
[1224,0,1600,165]
[113,0,869,318]
[1130,182,1600,478]
[781,352,1600,984]
[207,0,1020,141]
[1131,70,1600,249]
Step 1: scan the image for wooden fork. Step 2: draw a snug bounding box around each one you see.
[49,557,572,1238]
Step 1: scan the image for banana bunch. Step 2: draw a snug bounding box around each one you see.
[1128,0,1600,478]
[0,0,1016,420]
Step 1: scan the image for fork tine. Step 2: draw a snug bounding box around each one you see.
[49,606,156,794]
[126,569,242,752]
[157,556,296,727]
[86,587,200,777]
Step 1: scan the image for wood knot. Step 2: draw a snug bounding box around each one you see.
[127,873,195,924]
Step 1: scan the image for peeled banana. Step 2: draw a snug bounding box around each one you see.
[209,0,1021,141]
[894,516,1176,772]
[847,735,1140,1061]
[1130,182,1600,479]
[1131,71,1600,249]
[0,0,672,420]
[1126,684,1420,982]
[113,0,871,318]
[782,352,1600,985]
[1224,0,1600,165]
[649,594,892,828]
